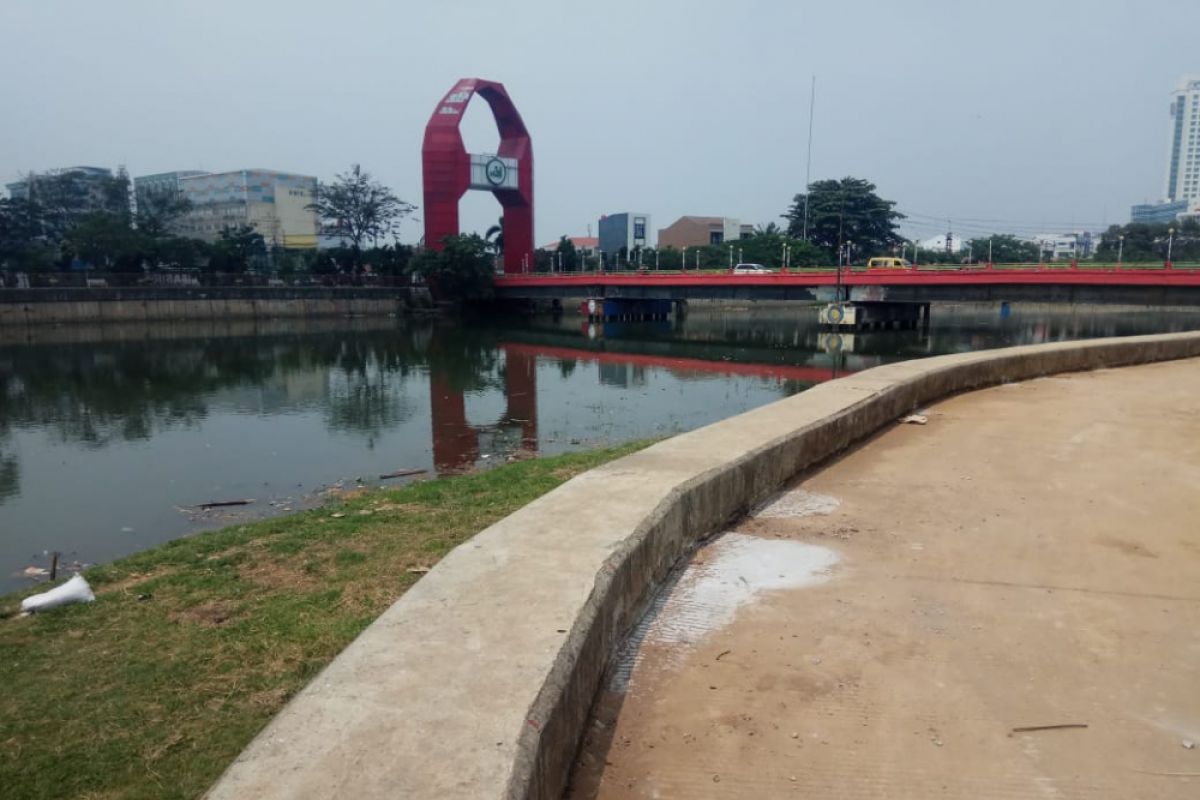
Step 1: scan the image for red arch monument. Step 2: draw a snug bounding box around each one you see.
[421,78,534,274]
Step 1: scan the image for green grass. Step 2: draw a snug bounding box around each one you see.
[0,441,650,800]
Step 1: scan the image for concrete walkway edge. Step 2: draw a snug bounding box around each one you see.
[204,331,1200,800]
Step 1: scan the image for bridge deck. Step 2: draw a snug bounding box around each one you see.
[497,266,1200,289]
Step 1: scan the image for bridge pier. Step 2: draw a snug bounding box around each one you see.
[820,301,931,332]
[581,297,672,323]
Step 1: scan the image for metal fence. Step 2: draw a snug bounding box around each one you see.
[0,271,417,289]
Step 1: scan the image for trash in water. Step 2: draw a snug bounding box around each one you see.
[901,414,929,425]
[379,468,427,480]
[195,499,255,509]
[21,566,49,578]
[20,575,96,613]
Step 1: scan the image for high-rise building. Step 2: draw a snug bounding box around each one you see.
[1164,74,1200,204]
[174,169,319,249]
[5,166,122,212]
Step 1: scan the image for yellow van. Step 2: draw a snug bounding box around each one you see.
[866,257,911,270]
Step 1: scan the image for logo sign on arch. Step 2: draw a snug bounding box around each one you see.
[469,154,518,191]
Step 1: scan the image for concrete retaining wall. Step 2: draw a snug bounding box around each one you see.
[0,287,430,325]
[204,331,1200,800]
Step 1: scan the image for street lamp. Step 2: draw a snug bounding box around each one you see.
[1167,227,1175,264]
[1117,234,1124,264]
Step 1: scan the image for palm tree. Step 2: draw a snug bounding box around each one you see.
[484,217,504,254]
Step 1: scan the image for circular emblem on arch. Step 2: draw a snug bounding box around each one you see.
[485,158,507,187]
[828,304,845,323]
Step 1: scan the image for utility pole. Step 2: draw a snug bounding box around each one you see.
[803,75,816,241]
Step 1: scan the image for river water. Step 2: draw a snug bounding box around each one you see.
[2,305,1198,593]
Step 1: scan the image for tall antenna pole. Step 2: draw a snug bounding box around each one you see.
[802,75,816,241]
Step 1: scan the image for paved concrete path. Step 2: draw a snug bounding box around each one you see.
[571,358,1200,799]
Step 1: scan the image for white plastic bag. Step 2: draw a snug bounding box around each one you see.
[20,574,96,613]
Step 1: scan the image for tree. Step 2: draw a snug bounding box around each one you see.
[1095,219,1200,263]
[0,197,51,269]
[784,177,904,260]
[310,164,415,267]
[407,234,494,300]
[484,217,504,255]
[555,236,579,271]
[208,224,266,273]
[964,234,1039,263]
[61,212,147,271]
[136,188,192,239]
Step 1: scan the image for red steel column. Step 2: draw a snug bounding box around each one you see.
[421,78,534,275]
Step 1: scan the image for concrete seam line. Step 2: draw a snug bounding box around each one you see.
[203,331,1200,800]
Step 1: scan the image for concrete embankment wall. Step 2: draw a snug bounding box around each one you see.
[205,331,1200,800]
[0,287,430,325]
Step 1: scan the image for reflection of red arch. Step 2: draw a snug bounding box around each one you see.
[422,78,534,274]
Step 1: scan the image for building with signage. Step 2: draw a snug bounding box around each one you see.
[657,216,752,249]
[598,212,651,254]
[173,169,319,249]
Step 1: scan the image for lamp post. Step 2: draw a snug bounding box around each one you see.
[1117,235,1124,264]
[1167,227,1175,265]
[681,247,686,272]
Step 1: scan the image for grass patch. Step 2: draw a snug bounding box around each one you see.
[0,441,651,800]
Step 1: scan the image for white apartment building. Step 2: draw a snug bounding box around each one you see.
[1165,74,1200,204]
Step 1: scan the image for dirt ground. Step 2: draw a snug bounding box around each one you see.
[568,358,1200,799]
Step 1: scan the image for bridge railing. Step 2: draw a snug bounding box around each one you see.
[497,261,1200,278]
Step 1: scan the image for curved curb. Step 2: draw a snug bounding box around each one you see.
[205,331,1200,800]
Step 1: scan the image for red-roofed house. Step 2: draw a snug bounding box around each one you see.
[539,236,599,255]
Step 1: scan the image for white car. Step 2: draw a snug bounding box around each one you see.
[732,263,772,274]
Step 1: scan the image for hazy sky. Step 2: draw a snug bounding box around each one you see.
[2,0,1197,245]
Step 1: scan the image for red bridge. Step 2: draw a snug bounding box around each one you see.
[494,265,1200,306]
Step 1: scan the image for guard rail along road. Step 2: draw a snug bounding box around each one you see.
[205,330,1200,800]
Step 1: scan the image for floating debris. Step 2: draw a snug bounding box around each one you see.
[379,468,427,480]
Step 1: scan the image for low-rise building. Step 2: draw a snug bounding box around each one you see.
[1033,232,1095,260]
[1131,199,1190,224]
[540,236,598,255]
[598,212,651,254]
[133,170,207,204]
[175,169,318,249]
[657,216,748,249]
